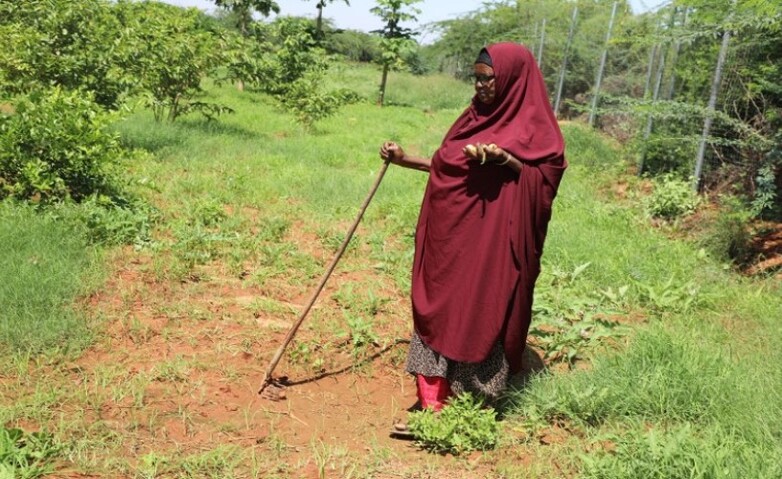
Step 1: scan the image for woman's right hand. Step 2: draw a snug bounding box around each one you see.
[380,141,406,165]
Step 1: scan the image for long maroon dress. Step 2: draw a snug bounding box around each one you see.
[405,43,567,400]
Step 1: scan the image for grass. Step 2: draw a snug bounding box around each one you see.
[0,202,103,355]
[1,60,781,477]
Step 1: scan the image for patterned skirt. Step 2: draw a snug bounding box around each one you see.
[405,332,509,405]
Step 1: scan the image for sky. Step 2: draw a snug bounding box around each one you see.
[163,0,656,43]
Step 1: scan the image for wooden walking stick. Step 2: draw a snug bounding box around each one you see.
[258,159,391,396]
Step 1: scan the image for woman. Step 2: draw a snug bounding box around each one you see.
[380,43,567,416]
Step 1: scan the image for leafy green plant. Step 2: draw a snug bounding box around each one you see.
[701,194,754,264]
[0,88,128,203]
[407,393,499,455]
[643,173,700,220]
[529,263,627,365]
[370,0,422,106]
[633,276,700,314]
[0,0,136,110]
[116,1,229,122]
[257,17,356,129]
[0,427,59,478]
[71,194,157,247]
[341,311,379,359]
[531,313,624,365]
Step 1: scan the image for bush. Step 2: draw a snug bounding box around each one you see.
[0,89,128,203]
[407,393,500,455]
[644,174,700,220]
[325,29,381,63]
[0,0,134,110]
[701,194,753,264]
[69,195,157,247]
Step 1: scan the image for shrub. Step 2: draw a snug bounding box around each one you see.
[407,393,500,455]
[0,0,135,110]
[325,29,382,63]
[115,1,229,122]
[701,194,753,264]
[0,89,127,203]
[247,18,356,129]
[643,174,700,220]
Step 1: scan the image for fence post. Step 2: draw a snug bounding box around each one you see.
[554,7,578,117]
[531,21,538,57]
[664,8,688,100]
[537,18,546,68]
[639,8,676,175]
[693,7,733,191]
[589,1,618,127]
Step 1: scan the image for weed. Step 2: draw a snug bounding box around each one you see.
[633,276,700,314]
[0,427,59,478]
[287,339,327,372]
[407,393,500,455]
[152,355,190,382]
[530,313,624,365]
[189,198,227,227]
[332,283,387,316]
[340,312,379,359]
[643,173,700,220]
[530,263,628,365]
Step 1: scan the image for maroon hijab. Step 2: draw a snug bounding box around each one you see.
[411,42,566,373]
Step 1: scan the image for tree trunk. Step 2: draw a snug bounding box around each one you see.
[378,64,389,106]
[316,4,324,40]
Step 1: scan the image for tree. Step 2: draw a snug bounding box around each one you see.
[304,0,350,40]
[370,0,421,106]
[213,0,279,35]
[0,0,137,110]
[117,2,229,122]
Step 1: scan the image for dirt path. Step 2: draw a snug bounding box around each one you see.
[62,244,495,477]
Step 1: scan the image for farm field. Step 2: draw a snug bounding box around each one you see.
[2,67,782,478]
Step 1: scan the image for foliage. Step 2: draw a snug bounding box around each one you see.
[0,1,233,121]
[212,0,279,34]
[71,194,158,247]
[370,0,422,105]
[243,17,356,128]
[700,194,754,264]
[643,173,700,220]
[324,29,382,63]
[0,0,136,110]
[116,1,230,122]
[751,131,782,218]
[633,276,699,314]
[0,427,59,478]
[304,0,351,40]
[530,263,628,365]
[0,89,128,203]
[407,393,499,455]
[633,1,780,211]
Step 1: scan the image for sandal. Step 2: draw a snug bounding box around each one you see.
[389,421,415,440]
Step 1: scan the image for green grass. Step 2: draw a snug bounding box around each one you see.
[501,122,782,478]
[0,202,101,355]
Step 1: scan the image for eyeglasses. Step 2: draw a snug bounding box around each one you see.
[474,74,495,85]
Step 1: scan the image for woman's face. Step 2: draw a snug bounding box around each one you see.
[474,63,496,105]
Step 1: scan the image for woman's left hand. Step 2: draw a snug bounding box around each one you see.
[463,143,511,165]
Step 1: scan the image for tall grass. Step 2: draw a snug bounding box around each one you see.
[0,202,100,354]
